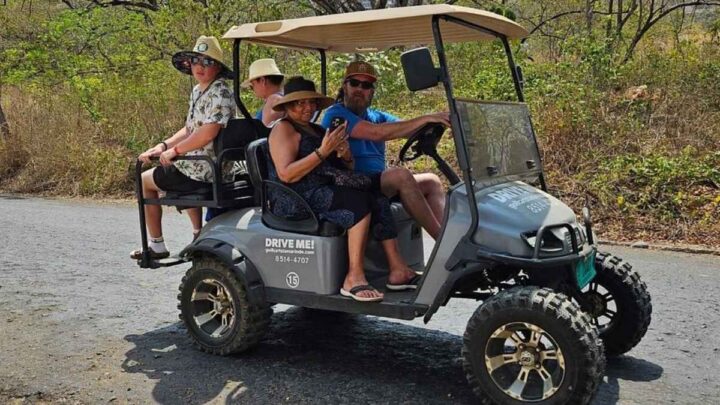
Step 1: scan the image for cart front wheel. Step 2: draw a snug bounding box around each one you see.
[463,287,604,405]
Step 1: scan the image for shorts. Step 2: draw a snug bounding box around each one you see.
[153,165,209,193]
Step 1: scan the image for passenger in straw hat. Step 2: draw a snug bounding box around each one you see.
[242,58,285,126]
[131,36,236,260]
[267,76,421,302]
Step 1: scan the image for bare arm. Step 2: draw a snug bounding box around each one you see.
[269,121,348,183]
[261,93,285,126]
[174,123,222,154]
[158,123,222,166]
[164,126,190,147]
[138,126,188,163]
[351,112,449,142]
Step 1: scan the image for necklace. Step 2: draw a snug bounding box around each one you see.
[189,78,219,122]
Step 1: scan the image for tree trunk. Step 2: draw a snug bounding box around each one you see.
[0,86,10,139]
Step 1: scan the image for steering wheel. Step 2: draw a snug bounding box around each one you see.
[398,123,447,162]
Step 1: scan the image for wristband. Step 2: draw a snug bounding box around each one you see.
[314,148,325,161]
[161,141,168,151]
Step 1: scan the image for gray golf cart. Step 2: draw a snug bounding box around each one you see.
[134,5,651,404]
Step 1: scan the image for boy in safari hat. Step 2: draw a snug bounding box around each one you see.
[131,35,236,260]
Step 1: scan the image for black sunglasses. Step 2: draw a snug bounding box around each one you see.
[345,78,375,90]
[190,56,217,67]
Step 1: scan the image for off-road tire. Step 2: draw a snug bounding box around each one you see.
[463,287,605,405]
[587,252,652,356]
[178,257,272,355]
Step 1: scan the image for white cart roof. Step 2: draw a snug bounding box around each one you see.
[223,4,527,52]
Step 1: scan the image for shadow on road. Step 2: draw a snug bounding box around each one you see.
[122,307,663,404]
[122,307,475,404]
[593,355,664,405]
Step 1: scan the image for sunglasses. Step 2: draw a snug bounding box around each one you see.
[345,78,375,90]
[190,56,217,67]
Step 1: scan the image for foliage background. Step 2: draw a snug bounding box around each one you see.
[1,0,719,245]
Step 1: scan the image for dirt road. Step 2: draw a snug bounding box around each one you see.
[1,195,719,404]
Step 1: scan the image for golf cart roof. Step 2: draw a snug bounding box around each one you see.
[223,4,527,53]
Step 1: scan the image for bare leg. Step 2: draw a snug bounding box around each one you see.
[342,214,383,300]
[186,208,202,234]
[381,167,441,239]
[141,169,163,238]
[381,239,417,285]
[413,173,446,227]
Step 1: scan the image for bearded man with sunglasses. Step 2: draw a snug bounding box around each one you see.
[131,36,236,260]
[321,61,450,239]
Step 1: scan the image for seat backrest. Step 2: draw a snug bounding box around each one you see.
[214,118,270,161]
[246,138,269,193]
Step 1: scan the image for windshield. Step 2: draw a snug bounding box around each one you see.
[455,100,542,183]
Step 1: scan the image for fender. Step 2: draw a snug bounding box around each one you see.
[423,263,491,323]
[180,238,267,307]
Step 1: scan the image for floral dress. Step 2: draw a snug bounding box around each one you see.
[267,119,397,240]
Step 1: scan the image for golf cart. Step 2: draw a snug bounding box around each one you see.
[134,5,652,404]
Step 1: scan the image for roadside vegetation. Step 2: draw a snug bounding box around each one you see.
[1,0,719,245]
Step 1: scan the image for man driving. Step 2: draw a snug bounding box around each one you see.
[321,61,449,239]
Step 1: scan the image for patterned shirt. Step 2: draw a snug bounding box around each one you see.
[175,79,236,182]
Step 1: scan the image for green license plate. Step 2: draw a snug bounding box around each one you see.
[575,252,596,289]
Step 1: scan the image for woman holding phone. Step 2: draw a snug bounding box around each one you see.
[267,76,420,302]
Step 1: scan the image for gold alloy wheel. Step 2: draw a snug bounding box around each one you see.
[484,322,566,402]
[191,278,237,339]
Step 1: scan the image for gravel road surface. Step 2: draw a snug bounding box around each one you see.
[1,195,719,404]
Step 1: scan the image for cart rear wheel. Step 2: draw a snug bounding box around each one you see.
[178,258,271,355]
[463,287,604,405]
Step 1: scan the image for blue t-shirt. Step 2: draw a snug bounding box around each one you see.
[321,103,399,174]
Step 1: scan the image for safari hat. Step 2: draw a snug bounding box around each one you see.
[172,36,234,79]
[344,60,377,83]
[272,76,334,112]
[241,58,285,88]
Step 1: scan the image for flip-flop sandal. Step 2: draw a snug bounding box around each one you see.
[340,285,383,302]
[130,248,170,260]
[386,274,422,291]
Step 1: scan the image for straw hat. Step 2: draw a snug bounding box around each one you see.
[241,58,285,88]
[172,36,234,79]
[272,76,334,112]
[344,60,377,82]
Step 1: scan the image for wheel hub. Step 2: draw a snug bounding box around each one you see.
[190,278,236,339]
[518,350,537,367]
[484,322,566,402]
[584,290,606,317]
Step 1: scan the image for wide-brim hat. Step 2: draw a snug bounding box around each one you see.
[172,35,234,80]
[272,76,334,112]
[344,60,377,83]
[241,58,285,88]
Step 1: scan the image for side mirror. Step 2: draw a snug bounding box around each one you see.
[401,47,440,91]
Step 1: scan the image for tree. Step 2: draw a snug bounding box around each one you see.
[472,0,720,63]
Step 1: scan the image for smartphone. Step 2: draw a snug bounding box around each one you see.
[329,117,346,133]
